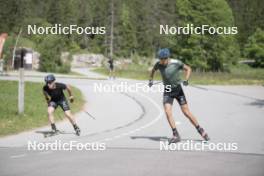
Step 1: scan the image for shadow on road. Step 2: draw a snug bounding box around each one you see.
[194,86,263,102]
[247,99,264,108]
[130,136,203,142]
[130,136,169,141]
[35,130,75,138]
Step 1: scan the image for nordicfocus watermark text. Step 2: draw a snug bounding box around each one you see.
[160,140,238,152]
[27,24,106,35]
[93,82,171,93]
[160,24,238,35]
[27,140,106,151]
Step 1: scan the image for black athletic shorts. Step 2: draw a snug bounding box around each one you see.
[109,64,114,71]
[48,99,70,111]
[163,85,187,106]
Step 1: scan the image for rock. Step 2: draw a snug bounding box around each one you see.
[72,53,106,68]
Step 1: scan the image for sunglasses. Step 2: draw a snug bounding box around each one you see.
[47,81,55,85]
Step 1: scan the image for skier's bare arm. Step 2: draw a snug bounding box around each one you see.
[183,64,192,81]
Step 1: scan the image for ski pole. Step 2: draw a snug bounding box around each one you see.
[153,81,162,85]
[83,110,96,120]
[181,81,208,91]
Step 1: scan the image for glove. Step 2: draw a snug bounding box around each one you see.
[182,80,189,86]
[45,97,50,104]
[69,96,74,103]
[148,80,154,87]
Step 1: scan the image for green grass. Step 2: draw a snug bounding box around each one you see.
[94,64,159,80]
[0,80,85,136]
[94,64,264,85]
[68,71,86,76]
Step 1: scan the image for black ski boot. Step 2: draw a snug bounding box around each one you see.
[73,124,81,136]
[51,123,59,133]
[196,126,210,141]
[168,128,181,144]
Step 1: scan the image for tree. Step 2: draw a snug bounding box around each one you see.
[173,0,240,71]
[38,35,69,73]
[115,2,137,57]
[244,28,264,68]
[227,0,264,47]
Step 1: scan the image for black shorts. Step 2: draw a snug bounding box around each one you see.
[48,99,70,111]
[109,65,114,71]
[163,85,187,106]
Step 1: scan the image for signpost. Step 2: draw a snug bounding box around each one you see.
[18,48,26,114]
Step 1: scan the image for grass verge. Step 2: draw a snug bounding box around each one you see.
[94,64,264,85]
[0,80,85,136]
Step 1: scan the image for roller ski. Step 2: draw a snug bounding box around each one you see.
[37,125,61,138]
[42,123,61,138]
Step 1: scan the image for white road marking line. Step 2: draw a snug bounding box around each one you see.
[10,154,27,159]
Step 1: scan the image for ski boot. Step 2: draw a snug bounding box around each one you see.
[51,123,59,134]
[197,126,210,141]
[168,128,181,144]
[73,124,81,136]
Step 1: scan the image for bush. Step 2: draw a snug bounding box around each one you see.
[172,0,240,72]
[38,35,71,73]
[244,28,264,68]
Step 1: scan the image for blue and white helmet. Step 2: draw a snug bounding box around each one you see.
[158,48,170,59]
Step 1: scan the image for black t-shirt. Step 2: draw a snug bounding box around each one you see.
[43,83,67,102]
[108,60,114,68]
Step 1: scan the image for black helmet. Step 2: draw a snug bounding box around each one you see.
[45,74,55,84]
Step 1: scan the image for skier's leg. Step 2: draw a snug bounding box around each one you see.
[164,103,176,129]
[163,95,181,144]
[64,110,80,135]
[181,104,210,141]
[180,104,199,127]
[64,110,76,125]
[47,104,58,131]
[47,106,55,124]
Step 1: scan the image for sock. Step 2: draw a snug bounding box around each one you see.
[73,123,78,129]
[172,128,179,136]
[51,123,57,130]
[196,125,201,130]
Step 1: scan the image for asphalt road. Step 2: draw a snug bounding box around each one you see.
[0,68,264,176]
